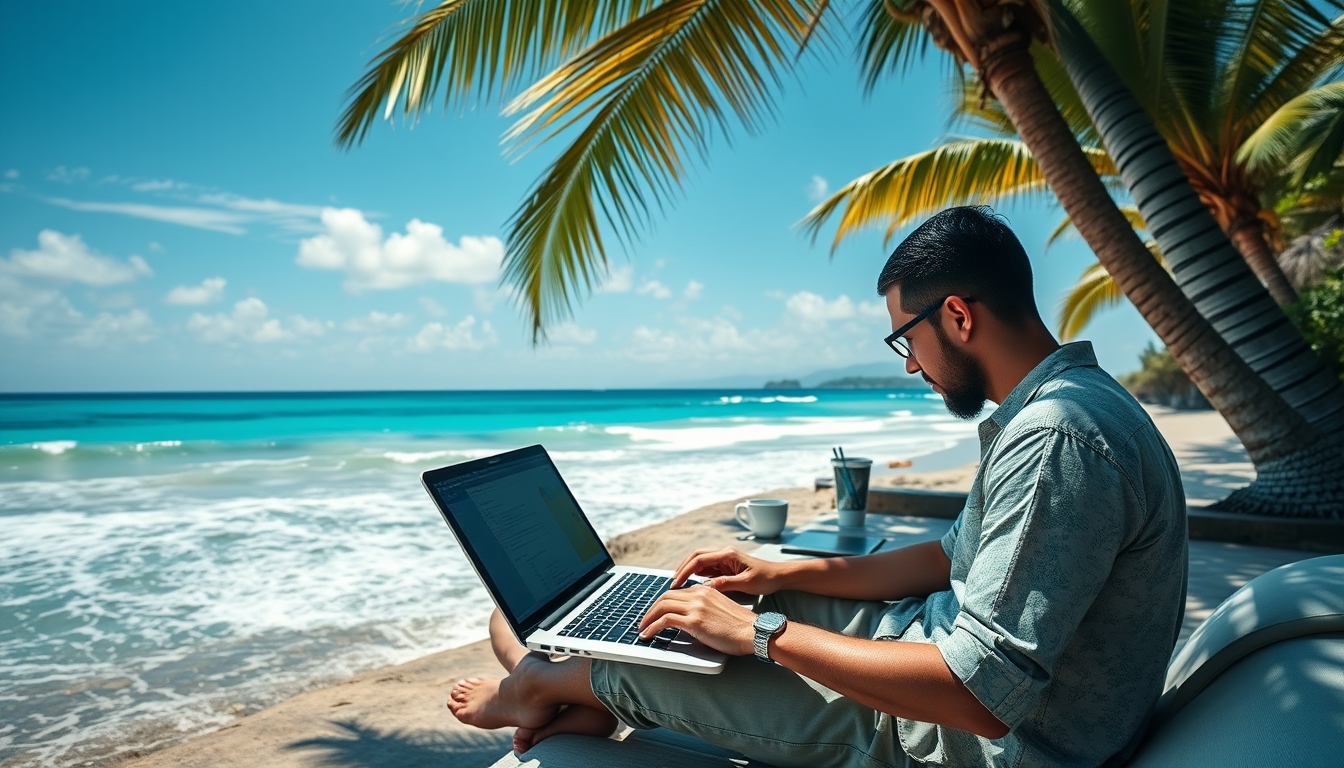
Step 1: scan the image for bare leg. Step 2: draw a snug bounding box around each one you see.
[488,609,530,672]
[448,610,618,752]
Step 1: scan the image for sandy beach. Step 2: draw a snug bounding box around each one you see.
[23,406,1300,768]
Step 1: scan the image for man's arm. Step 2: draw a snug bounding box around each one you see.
[770,622,1010,739]
[671,539,952,603]
[774,540,952,601]
[639,585,1007,739]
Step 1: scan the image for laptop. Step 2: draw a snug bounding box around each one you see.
[421,444,732,674]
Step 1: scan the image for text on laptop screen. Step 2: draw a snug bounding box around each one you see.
[429,452,606,623]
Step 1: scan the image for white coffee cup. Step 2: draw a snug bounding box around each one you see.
[735,498,788,539]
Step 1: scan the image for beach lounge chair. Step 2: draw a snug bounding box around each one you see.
[489,555,1344,768]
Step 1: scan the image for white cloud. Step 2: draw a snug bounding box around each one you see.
[44,197,249,234]
[0,281,83,339]
[807,175,829,202]
[0,278,157,346]
[4,169,18,180]
[297,208,503,292]
[596,265,634,294]
[196,193,326,233]
[420,296,448,318]
[198,192,324,219]
[637,280,672,299]
[342,310,411,333]
[409,316,496,352]
[858,300,889,319]
[1,230,153,286]
[188,297,325,344]
[132,179,181,192]
[473,284,514,314]
[289,315,329,338]
[784,291,856,325]
[547,322,597,345]
[48,166,91,184]
[682,280,704,301]
[165,277,226,305]
[67,309,157,347]
[626,315,771,363]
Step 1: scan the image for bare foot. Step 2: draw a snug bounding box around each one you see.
[513,705,619,753]
[446,675,557,731]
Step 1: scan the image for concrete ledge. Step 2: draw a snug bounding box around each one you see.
[864,488,1344,553]
[867,487,965,519]
[1186,507,1344,554]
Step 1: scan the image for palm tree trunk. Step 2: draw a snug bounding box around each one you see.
[1049,4,1344,439]
[1229,222,1299,306]
[962,22,1342,516]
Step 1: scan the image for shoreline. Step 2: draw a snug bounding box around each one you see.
[12,407,1254,768]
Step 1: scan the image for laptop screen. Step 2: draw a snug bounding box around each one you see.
[424,446,611,631]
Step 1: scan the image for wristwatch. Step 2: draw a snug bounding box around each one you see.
[753,612,788,663]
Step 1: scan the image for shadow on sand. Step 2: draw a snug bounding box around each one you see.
[286,719,512,768]
[1174,435,1254,505]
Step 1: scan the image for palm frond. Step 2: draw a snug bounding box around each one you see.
[1047,204,1148,250]
[948,43,1101,147]
[948,66,1016,137]
[1239,81,1344,186]
[797,138,1117,252]
[1056,241,1165,340]
[335,0,657,148]
[499,0,823,339]
[1060,0,1152,104]
[855,0,933,92]
[1149,0,1230,162]
[1057,261,1126,340]
[1213,0,1344,142]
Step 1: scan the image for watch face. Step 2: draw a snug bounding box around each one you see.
[755,612,786,633]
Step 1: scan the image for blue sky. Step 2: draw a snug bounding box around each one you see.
[0,1,1158,391]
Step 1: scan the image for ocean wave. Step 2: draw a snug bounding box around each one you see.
[29,440,78,454]
[606,417,890,451]
[707,394,819,405]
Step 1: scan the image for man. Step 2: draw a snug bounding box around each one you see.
[448,206,1188,768]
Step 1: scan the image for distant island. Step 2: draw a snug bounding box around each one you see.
[763,376,926,390]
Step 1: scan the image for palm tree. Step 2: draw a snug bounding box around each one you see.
[337,0,1341,514]
[802,0,1344,438]
[1048,0,1343,512]
[1054,168,1342,342]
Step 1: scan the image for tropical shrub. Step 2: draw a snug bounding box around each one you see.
[1286,269,1344,383]
[1119,343,1209,410]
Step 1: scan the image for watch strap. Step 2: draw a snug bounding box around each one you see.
[753,612,787,663]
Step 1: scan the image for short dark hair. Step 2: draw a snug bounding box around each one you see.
[876,206,1040,326]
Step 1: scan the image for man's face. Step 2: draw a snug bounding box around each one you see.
[885,287,990,420]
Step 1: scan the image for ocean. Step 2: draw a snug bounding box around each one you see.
[0,389,976,765]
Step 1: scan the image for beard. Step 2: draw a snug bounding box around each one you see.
[925,323,990,420]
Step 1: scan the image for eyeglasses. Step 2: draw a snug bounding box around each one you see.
[883,296,976,358]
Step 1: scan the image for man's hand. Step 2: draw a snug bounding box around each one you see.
[638,583,758,656]
[671,547,787,595]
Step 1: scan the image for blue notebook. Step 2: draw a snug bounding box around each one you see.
[780,530,885,557]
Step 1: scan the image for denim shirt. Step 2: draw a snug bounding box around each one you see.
[876,342,1188,768]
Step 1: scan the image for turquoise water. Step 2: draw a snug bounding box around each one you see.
[0,389,974,765]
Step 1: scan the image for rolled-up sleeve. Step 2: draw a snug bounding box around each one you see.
[936,427,1130,729]
[939,511,962,561]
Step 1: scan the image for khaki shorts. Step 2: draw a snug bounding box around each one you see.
[589,590,910,768]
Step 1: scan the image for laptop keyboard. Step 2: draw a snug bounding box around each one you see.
[557,573,683,649]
